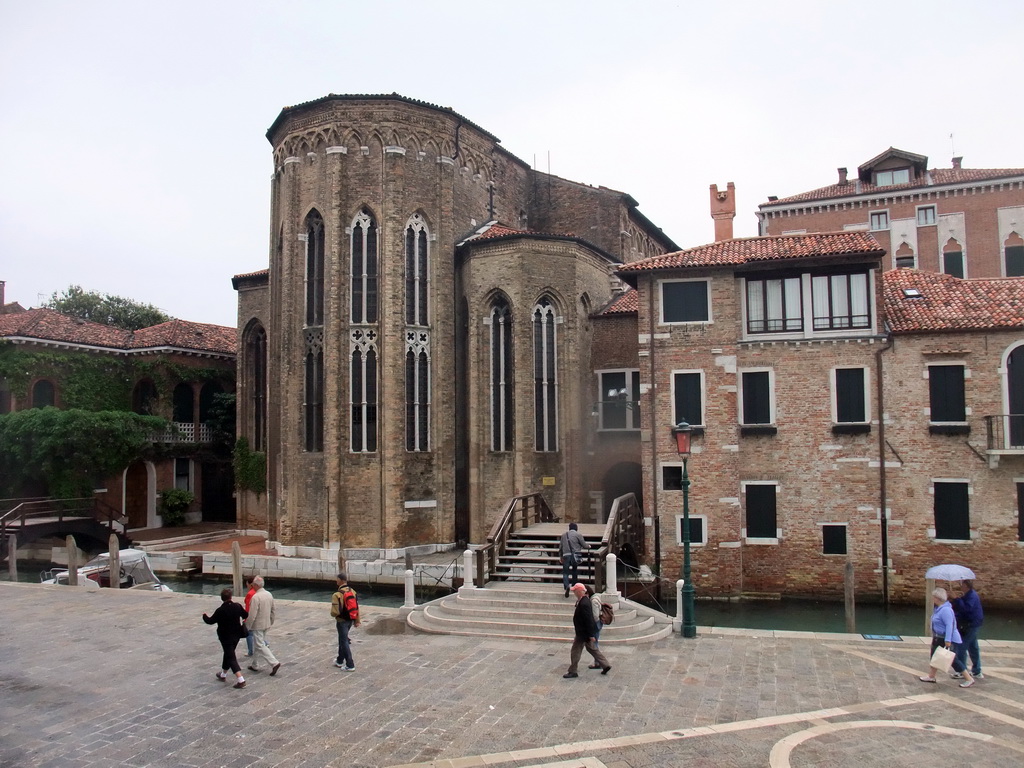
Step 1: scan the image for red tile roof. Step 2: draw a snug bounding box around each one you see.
[883,269,1024,333]
[765,167,1024,206]
[595,290,638,316]
[0,309,236,356]
[130,319,236,355]
[618,232,884,274]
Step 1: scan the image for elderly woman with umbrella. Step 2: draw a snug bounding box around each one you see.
[920,563,976,688]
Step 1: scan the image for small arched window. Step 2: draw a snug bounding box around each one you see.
[131,380,158,415]
[1005,232,1024,278]
[31,380,55,409]
[942,238,964,279]
[173,383,194,424]
[405,214,429,326]
[246,323,268,451]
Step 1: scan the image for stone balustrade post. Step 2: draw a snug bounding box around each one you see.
[605,553,619,596]
[463,549,475,589]
[404,569,416,608]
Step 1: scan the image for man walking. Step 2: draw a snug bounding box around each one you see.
[563,582,610,678]
[951,579,984,680]
[559,523,589,598]
[246,575,281,677]
[331,572,361,671]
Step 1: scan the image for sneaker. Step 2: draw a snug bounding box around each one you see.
[959,679,975,688]
[950,672,964,679]
[344,666,355,672]
[248,666,259,672]
[334,661,346,668]
[918,676,937,683]
[974,672,984,679]
[216,673,227,682]
[234,681,246,689]
[563,672,578,679]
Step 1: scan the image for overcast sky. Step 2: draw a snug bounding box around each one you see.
[2,1,1021,328]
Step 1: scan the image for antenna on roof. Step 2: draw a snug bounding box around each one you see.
[949,133,955,157]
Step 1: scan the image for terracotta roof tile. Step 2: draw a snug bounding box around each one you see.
[0,310,236,356]
[130,319,236,355]
[618,232,884,273]
[595,290,638,316]
[883,270,1024,333]
[765,167,1024,206]
[233,268,269,280]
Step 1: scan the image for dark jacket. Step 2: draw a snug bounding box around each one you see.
[203,600,249,640]
[951,588,984,628]
[572,595,598,640]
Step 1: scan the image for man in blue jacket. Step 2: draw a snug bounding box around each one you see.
[951,579,984,679]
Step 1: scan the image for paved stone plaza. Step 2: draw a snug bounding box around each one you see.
[1,581,1022,768]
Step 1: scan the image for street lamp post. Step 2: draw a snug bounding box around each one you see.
[672,421,697,638]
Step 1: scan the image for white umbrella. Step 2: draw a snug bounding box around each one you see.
[925,564,976,581]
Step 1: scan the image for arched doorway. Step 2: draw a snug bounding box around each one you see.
[601,462,643,523]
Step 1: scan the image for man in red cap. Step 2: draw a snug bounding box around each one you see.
[563,582,610,678]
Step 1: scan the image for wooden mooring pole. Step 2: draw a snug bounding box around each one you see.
[66,535,79,586]
[7,534,16,582]
[844,559,856,633]
[109,534,120,589]
[232,541,242,596]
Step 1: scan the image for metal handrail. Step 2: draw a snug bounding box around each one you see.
[984,414,1024,450]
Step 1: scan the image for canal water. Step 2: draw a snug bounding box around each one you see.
[7,565,1020,640]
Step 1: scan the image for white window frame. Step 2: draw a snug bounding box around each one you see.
[740,271,876,342]
[740,480,780,544]
[831,366,870,425]
[738,367,776,426]
[173,457,193,493]
[916,205,937,227]
[675,514,708,547]
[925,362,970,425]
[660,462,685,491]
[875,168,910,187]
[869,210,890,231]
[671,369,706,428]
[659,278,712,325]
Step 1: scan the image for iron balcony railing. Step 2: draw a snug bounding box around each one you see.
[985,415,1024,451]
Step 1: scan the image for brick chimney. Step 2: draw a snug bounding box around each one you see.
[952,156,963,169]
[0,280,4,310]
[838,167,848,185]
[710,182,736,241]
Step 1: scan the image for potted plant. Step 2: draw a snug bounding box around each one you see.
[159,488,194,527]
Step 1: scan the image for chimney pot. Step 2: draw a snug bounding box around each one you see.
[838,167,848,185]
[952,156,963,169]
[710,183,737,241]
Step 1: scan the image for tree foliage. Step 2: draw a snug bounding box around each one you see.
[44,285,172,331]
[233,436,267,497]
[0,408,166,498]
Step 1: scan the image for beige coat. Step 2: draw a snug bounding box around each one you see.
[246,587,276,630]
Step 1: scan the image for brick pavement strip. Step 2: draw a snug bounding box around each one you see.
[0,582,1022,768]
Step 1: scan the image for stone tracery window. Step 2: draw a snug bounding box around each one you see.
[490,298,514,452]
[533,297,558,452]
[246,323,268,451]
[351,329,378,453]
[351,209,378,324]
[305,210,325,326]
[405,214,429,326]
[405,331,430,452]
[303,328,324,453]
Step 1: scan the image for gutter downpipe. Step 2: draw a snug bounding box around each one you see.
[875,326,894,605]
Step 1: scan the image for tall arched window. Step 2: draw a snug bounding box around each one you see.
[304,348,324,452]
[351,333,378,452]
[31,380,55,409]
[172,383,194,424]
[942,237,964,279]
[405,335,430,452]
[490,298,513,451]
[305,210,325,326]
[533,297,558,452]
[247,323,268,451]
[1005,232,1024,278]
[405,214,429,326]
[351,209,378,324]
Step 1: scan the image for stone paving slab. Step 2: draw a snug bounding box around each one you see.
[0,582,1021,768]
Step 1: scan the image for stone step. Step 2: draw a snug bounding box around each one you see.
[440,596,638,623]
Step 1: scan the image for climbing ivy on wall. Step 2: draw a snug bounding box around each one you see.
[0,407,166,498]
[233,436,267,497]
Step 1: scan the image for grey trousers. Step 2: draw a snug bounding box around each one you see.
[568,637,609,674]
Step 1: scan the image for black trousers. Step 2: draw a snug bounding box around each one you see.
[219,635,242,674]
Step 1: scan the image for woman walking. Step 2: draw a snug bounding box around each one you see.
[920,587,975,688]
[203,588,249,689]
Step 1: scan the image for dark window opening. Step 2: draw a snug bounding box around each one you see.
[835,368,866,423]
[678,516,704,545]
[673,372,703,427]
[822,524,847,555]
[929,365,966,422]
[934,482,970,540]
[662,466,683,491]
[662,281,709,323]
[745,484,777,538]
[741,371,771,425]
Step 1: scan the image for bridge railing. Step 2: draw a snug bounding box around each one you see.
[592,493,644,594]
[476,492,559,587]
[0,496,126,545]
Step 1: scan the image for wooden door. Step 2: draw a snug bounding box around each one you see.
[125,462,148,529]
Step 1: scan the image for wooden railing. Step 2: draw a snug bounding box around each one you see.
[476,492,559,587]
[592,493,645,593]
[0,496,124,544]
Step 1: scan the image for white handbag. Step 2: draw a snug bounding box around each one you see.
[930,645,956,672]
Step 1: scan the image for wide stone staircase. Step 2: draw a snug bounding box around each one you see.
[406,523,673,644]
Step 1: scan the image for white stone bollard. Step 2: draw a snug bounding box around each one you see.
[605,553,619,596]
[676,579,685,623]
[404,569,416,608]
[463,549,475,588]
